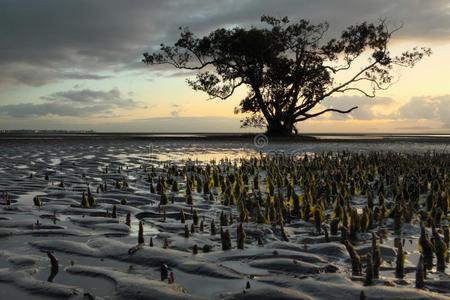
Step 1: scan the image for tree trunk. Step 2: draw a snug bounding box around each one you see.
[266,119,295,137]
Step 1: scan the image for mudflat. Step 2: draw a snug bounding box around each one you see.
[0,135,449,299]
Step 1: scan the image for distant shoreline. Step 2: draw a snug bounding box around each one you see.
[0,132,448,144]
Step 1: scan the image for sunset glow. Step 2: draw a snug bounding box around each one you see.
[0,0,449,133]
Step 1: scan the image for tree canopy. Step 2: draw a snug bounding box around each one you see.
[143,16,431,136]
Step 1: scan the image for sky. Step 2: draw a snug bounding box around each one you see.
[0,0,449,133]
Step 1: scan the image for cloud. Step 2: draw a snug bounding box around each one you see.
[320,94,450,129]
[0,64,112,86]
[318,94,450,129]
[42,88,137,107]
[395,126,433,130]
[398,97,436,119]
[170,110,181,117]
[169,104,184,117]
[123,116,242,132]
[0,0,449,86]
[397,95,450,128]
[0,88,140,117]
[62,73,111,80]
[0,115,245,132]
[320,95,394,120]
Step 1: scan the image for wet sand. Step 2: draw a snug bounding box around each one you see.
[0,135,448,299]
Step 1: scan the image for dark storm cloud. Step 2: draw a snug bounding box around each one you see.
[42,88,137,107]
[0,64,113,86]
[0,88,140,117]
[0,0,449,86]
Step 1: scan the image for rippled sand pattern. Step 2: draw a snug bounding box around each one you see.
[0,138,449,299]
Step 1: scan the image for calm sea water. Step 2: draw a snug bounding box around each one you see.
[0,133,448,162]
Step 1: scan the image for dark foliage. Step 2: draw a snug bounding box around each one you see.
[143,16,430,136]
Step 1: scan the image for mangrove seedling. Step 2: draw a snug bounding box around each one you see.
[221,228,232,251]
[203,244,212,253]
[419,223,434,271]
[444,226,450,262]
[340,226,348,244]
[280,224,289,242]
[180,209,186,223]
[88,192,96,207]
[125,212,131,227]
[237,223,246,249]
[314,208,322,234]
[220,211,228,227]
[393,207,402,235]
[322,225,330,243]
[160,193,168,205]
[171,180,179,192]
[415,255,425,289]
[112,205,117,218]
[160,264,169,281]
[360,291,366,300]
[257,235,264,246]
[253,174,259,190]
[193,210,199,226]
[32,219,40,230]
[150,183,155,194]
[184,224,190,238]
[33,196,42,207]
[138,221,145,245]
[203,179,210,195]
[186,194,193,205]
[200,219,204,232]
[432,226,448,272]
[395,242,405,279]
[47,251,59,282]
[330,218,339,235]
[372,233,381,279]
[344,240,362,276]
[81,192,90,208]
[365,253,374,286]
[210,220,216,236]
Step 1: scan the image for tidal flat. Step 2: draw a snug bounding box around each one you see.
[0,135,449,299]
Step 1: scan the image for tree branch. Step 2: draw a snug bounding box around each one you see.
[295,106,358,122]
